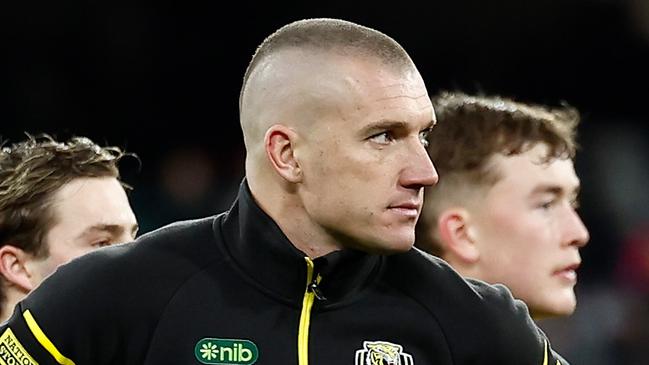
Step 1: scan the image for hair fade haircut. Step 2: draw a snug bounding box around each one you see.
[239,17,414,112]
[417,92,580,256]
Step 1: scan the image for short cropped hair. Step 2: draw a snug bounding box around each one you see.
[239,18,414,112]
[417,92,580,256]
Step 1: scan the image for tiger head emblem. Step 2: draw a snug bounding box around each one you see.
[355,341,413,365]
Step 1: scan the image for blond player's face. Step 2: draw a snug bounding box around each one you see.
[27,177,138,286]
[470,144,589,318]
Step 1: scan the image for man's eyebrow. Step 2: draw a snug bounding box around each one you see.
[530,183,581,197]
[75,223,139,239]
[362,120,407,133]
[423,120,436,130]
[360,119,435,135]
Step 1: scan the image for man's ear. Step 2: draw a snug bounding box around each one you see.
[0,245,35,292]
[265,124,302,183]
[437,208,480,263]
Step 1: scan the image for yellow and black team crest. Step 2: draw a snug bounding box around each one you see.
[354,340,414,365]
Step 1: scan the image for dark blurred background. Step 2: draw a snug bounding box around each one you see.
[3,0,648,362]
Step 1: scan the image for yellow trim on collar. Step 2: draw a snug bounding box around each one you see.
[23,310,76,365]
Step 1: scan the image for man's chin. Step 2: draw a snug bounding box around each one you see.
[531,297,576,320]
[362,236,415,255]
[336,228,415,254]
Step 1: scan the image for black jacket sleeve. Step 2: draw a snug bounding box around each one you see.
[0,217,219,365]
[0,242,141,365]
[386,249,571,365]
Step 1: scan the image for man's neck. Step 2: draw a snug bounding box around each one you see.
[0,289,26,323]
[248,178,343,258]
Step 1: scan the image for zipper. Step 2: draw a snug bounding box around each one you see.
[298,257,323,365]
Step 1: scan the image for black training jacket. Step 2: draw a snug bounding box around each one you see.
[0,182,569,365]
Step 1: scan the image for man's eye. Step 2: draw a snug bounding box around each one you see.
[369,132,394,144]
[419,127,433,148]
[538,199,557,210]
[92,240,111,248]
[570,197,580,210]
[419,131,430,147]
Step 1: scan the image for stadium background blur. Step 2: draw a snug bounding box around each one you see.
[3,1,648,362]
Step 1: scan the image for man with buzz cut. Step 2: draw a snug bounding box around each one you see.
[0,20,568,364]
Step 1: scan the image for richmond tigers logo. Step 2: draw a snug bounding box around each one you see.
[354,340,414,365]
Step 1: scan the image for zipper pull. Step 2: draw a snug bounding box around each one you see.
[308,276,327,301]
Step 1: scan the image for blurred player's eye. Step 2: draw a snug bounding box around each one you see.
[570,197,580,210]
[568,191,581,210]
[538,199,558,210]
[91,240,111,248]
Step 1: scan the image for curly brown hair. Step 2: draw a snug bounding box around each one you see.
[0,134,132,259]
[416,92,580,256]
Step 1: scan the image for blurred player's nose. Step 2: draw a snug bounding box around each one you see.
[564,208,589,248]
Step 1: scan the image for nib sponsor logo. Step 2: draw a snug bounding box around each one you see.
[194,338,258,365]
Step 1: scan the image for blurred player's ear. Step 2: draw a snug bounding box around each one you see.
[265,124,302,183]
[0,245,35,293]
[437,209,479,263]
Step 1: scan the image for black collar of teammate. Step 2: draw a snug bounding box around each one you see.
[219,179,383,306]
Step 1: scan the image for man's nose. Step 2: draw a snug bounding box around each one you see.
[400,140,439,189]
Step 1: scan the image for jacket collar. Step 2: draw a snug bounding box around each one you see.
[219,180,382,305]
